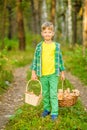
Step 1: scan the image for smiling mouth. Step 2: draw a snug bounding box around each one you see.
[46,36,50,37]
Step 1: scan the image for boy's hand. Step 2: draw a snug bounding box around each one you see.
[31,70,38,80]
[60,71,65,81]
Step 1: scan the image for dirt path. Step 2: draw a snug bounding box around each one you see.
[0,66,29,130]
[65,72,87,111]
[0,66,87,130]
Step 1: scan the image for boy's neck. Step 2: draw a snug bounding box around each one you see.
[44,40,53,44]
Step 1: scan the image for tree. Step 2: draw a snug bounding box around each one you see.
[7,5,13,39]
[54,0,59,40]
[1,0,7,49]
[72,1,77,44]
[16,0,26,51]
[30,0,41,34]
[67,0,72,44]
[83,0,87,56]
[41,0,47,24]
[51,0,56,25]
[72,0,82,45]
[60,0,66,41]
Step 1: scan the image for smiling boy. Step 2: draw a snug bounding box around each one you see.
[31,21,65,120]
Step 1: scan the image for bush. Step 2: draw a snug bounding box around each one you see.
[0,49,13,94]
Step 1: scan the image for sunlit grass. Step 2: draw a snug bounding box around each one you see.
[5,72,87,130]
[0,34,40,94]
[1,40,87,130]
[62,44,87,85]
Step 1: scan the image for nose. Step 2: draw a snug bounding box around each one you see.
[46,33,50,36]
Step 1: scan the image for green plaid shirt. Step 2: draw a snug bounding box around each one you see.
[31,41,65,77]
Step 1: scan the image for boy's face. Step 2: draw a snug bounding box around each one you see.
[41,27,54,41]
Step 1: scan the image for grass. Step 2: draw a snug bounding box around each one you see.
[0,33,40,94]
[62,44,87,85]
[5,74,87,130]
[0,38,87,129]
[0,49,13,94]
[5,102,87,130]
[0,48,34,94]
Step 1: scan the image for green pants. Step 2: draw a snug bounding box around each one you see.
[40,73,58,115]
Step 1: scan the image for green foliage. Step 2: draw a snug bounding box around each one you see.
[4,38,18,50]
[10,50,33,67]
[1,35,87,129]
[0,38,18,50]
[0,49,13,94]
[63,45,87,85]
[26,33,42,48]
[5,77,87,130]
[0,33,41,94]
[2,39,87,130]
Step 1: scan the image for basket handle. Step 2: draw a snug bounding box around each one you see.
[26,79,42,95]
[62,80,64,91]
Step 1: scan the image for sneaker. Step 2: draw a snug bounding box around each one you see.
[51,115,58,120]
[42,110,50,117]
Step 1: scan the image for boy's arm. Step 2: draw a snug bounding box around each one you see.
[59,49,65,72]
[30,47,38,80]
[30,48,37,71]
[60,71,65,80]
[59,49,65,80]
[31,70,38,80]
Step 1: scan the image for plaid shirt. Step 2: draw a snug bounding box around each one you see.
[31,41,65,77]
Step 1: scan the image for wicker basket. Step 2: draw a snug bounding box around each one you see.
[58,95,78,107]
[25,79,42,106]
[58,81,79,107]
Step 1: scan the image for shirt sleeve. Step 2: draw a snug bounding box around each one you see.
[59,49,65,72]
[30,47,37,71]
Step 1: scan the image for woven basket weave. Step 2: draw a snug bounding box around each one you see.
[58,81,79,107]
[59,95,78,107]
[25,79,42,106]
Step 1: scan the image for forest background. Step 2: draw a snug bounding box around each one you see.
[0,0,87,130]
[0,0,87,91]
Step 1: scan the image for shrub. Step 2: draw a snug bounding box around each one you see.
[0,49,13,94]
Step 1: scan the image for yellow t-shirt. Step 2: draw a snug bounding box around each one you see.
[42,42,55,75]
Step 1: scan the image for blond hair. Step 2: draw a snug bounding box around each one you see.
[41,21,54,31]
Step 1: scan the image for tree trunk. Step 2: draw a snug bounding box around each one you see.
[30,0,37,33]
[16,0,26,51]
[67,0,73,44]
[54,0,59,40]
[83,0,87,47]
[38,0,42,32]
[72,2,77,44]
[60,0,66,41]
[41,0,47,24]
[83,0,87,56]
[30,0,40,34]
[34,0,40,33]
[51,0,56,25]
[65,8,69,42]
[7,5,12,39]
[1,0,7,49]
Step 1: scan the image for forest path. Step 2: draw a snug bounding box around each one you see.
[65,72,87,110]
[0,65,29,130]
[0,66,87,130]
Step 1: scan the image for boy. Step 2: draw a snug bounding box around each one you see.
[31,21,65,120]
